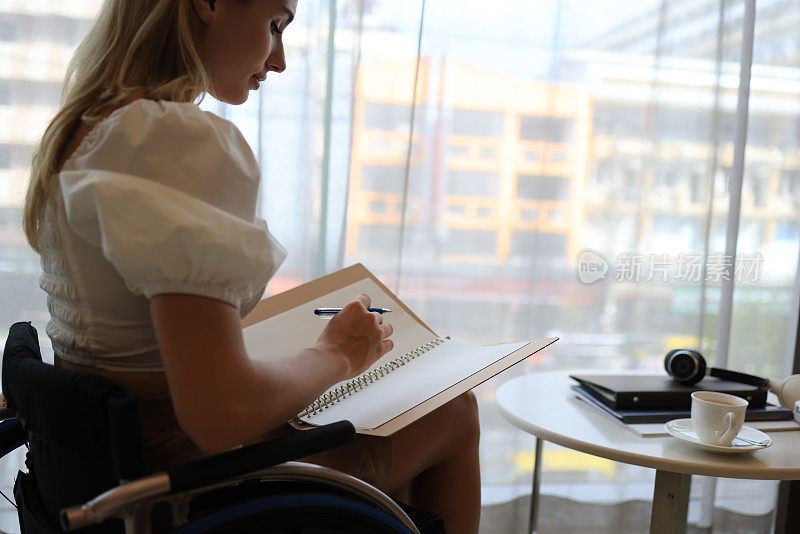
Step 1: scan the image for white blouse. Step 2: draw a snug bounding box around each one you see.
[39,99,286,372]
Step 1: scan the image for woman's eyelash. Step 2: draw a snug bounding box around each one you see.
[271,21,283,35]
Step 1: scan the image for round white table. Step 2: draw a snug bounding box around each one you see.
[495,371,800,534]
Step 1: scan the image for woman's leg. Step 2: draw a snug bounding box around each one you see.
[143,391,481,533]
[384,391,481,534]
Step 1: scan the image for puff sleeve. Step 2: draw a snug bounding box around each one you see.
[59,99,286,309]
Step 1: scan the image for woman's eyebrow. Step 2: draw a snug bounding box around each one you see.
[283,7,295,24]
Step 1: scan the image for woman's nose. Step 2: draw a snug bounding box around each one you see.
[268,41,286,73]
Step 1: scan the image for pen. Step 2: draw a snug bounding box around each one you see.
[314,307,392,316]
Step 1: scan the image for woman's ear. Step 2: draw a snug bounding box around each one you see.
[192,0,217,24]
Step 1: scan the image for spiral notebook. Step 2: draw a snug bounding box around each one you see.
[241,264,558,436]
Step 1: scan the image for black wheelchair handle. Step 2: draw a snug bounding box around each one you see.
[0,418,26,458]
[167,420,357,494]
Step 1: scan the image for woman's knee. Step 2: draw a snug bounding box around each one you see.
[445,390,480,443]
[401,390,480,453]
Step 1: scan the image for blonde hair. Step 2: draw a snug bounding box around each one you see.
[23,0,210,252]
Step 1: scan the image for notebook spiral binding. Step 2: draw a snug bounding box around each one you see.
[299,337,446,419]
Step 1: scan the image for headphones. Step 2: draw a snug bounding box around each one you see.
[664,349,769,388]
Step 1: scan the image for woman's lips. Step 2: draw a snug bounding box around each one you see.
[251,74,266,90]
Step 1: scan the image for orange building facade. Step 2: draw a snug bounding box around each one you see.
[346,59,592,267]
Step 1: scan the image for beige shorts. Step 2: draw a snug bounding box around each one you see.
[139,394,394,489]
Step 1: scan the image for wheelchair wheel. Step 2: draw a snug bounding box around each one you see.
[174,493,414,533]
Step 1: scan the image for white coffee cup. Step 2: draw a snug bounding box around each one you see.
[690,391,748,447]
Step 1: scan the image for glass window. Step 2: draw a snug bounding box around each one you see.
[451,109,504,138]
[441,229,497,256]
[510,231,567,259]
[593,104,647,138]
[519,116,575,143]
[446,170,500,197]
[4,0,800,530]
[779,169,799,196]
[517,174,570,201]
[0,20,16,42]
[657,108,709,143]
[448,144,468,157]
[357,224,401,254]
[0,81,10,106]
[479,147,496,159]
[360,165,406,193]
[363,102,413,132]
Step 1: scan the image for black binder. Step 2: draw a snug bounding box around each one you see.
[569,373,768,410]
[571,385,791,424]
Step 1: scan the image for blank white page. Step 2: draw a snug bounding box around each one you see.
[300,339,528,430]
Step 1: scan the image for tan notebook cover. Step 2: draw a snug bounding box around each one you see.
[242,264,557,436]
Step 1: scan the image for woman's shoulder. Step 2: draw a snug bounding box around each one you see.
[66,98,257,181]
[106,99,241,143]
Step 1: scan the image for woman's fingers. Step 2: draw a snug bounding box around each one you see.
[355,293,371,309]
[317,293,395,376]
[379,322,393,340]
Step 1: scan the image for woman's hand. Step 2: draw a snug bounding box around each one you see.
[151,293,393,453]
[315,294,394,379]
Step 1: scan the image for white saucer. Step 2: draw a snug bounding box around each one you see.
[664,418,773,454]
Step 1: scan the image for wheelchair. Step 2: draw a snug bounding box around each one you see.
[0,322,445,533]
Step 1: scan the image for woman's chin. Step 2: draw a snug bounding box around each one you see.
[231,93,249,105]
[209,87,249,106]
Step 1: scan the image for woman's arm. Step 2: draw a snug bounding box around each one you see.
[150,293,393,453]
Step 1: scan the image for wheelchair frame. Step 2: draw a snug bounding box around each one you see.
[1,321,426,534]
[61,461,419,533]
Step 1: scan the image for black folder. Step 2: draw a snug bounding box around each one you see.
[569,373,768,410]
[571,385,791,424]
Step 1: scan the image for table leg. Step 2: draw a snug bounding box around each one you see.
[650,470,690,534]
[696,476,716,529]
[776,480,800,533]
[528,437,544,534]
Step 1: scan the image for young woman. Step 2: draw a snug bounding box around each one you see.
[23,1,480,532]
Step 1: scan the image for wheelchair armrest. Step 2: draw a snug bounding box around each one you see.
[61,421,357,530]
[167,420,356,494]
[0,418,26,457]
